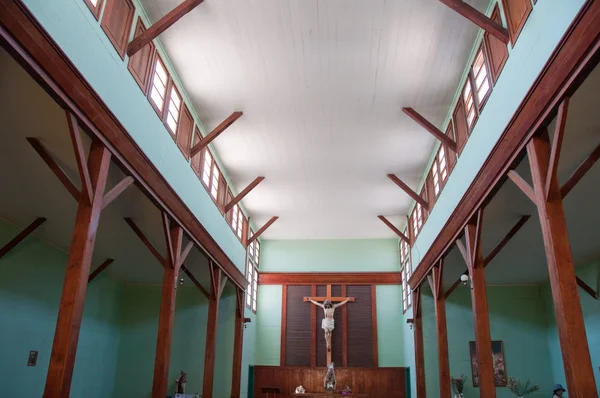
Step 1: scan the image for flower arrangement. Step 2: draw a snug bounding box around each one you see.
[507,377,540,396]
[450,374,466,395]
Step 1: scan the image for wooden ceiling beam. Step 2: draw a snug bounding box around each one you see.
[102,176,134,210]
[190,111,243,158]
[402,107,457,152]
[224,176,265,213]
[387,174,430,210]
[377,215,410,244]
[66,112,93,205]
[576,276,599,300]
[26,138,80,201]
[181,265,209,298]
[247,216,279,245]
[546,98,570,200]
[127,0,204,57]
[0,217,46,261]
[439,0,509,44]
[507,170,536,204]
[560,137,600,199]
[88,258,115,283]
[124,217,166,266]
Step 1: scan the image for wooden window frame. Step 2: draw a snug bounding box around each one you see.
[501,0,533,46]
[400,237,412,313]
[164,83,183,138]
[462,78,478,132]
[191,127,203,176]
[445,123,457,172]
[470,43,493,112]
[127,17,155,95]
[100,0,135,60]
[84,0,104,20]
[484,4,509,85]
[246,261,258,314]
[147,54,170,119]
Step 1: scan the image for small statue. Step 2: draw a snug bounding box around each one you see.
[324,362,336,392]
[175,370,187,394]
[341,386,353,395]
[295,385,306,393]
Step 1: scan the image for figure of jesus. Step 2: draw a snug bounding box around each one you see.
[307,298,351,352]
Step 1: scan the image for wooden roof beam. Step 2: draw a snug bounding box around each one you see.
[224,176,265,213]
[561,137,600,199]
[546,98,570,201]
[0,217,46,261]
[402,107,457,152]
[88,259,115,283]
[439,0,509,44]
[127,0,204,57]
[247,216,279,245]
[190,112,243,158]
[387,174,430,210]
[377,215,410,244]
[507,170,536,204]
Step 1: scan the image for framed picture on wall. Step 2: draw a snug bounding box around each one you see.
[469,340,507,387]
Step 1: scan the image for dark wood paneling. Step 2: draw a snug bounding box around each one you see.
[254,366,406,398]
[100,0,135,59]
[453,97,469,156]
[128,17,155,94]
[285,285,312,366]
[346,285,374,368]
[316,285,342,367]
[177,104,194,160]
[191,127,202,176]
[445,123,457,173]
[484,5,509,85]
[259,273,401,285]
[501,0,533,45]
[409,0,600,290]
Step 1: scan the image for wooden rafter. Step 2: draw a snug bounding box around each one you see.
[66,112,93,205]
[439,0,509,44]
[455,239,469,268]
[27,137,80,201]
[162,213,177,269]
[190,111,243,158]
[102,176,134,209]
[247,216,279,245]
[546,98,570,200]
[180,265,209,298]
[124,217,165,266]
[88,258,115,283]
[0,217,46,261]
[561,140,600,199]
[507,170,536,204]
[402,107,457,152]
[178,241,194,268]
[387,174,429,210]
[224,176,265,213]
[576,276,599,300]
[377,215,410,244]
[127,0,204,57]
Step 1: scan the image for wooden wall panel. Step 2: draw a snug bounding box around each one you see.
[453,97,469,155]
[346,285,374,368]
[316,285,343,367]
[260,272,401,285]
[100,0,135,59]
[191,127,203,176]
[127,17,155,94]
[485,5,509,84]
[254,366,406,397]
[501,0,533,45]
[445,123,457,172]
[177,104,194,160]
[285,285,312,366]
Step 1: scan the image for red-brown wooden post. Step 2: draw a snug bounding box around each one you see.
[431,262,451,398]
[464,210,495,398]
[151,216,183,398]
[527,134,597,397]
[203,261,224,398]
[412,286,426,398]
[43,140,111,398]
[230,288,245,398]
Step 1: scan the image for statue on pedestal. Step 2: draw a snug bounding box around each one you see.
[175,370,187,394]
[324,362,336,392]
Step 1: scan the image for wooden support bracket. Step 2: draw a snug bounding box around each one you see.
[88,259,115,283]
[377,215,410,244]
[402,107,457,152]
[387,174,430,210]
[439,0,509,44]
[507,170,536,204]
[224,176,265,213]
[247,216,279,245]
[190,112,243,158]
[576,276,599,300]
[546,98,570,201]
[0,217,46,261]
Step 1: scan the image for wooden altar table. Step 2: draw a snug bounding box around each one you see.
[292,393,368,397]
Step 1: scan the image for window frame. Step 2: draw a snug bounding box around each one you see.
[127,17,156,95]
[84,0,104,20]
[246,259,258,314]
[462,78,477,131]
[148,54,170,119]
[164,83,183,137]
[470,43,493,112]
[400,235,412,313]
[100,0,135,60]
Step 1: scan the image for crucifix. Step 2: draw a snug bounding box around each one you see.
[304,285,355,366]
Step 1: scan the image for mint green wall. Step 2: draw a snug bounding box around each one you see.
[255,285,283,366]
[412,0,586,267]
[402,305,417,397]
[240,309,257,398]
[20,0,247,272]
[376,285,405,366]
[261,239,399,272]
[421,286,554,398]
[544,259,600,393]
[0,219,123,398]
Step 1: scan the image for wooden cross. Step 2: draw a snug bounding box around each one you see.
[303,285,355,366]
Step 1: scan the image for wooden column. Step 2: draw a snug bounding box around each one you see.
[230,288,245,398]
[429,262,450,398]
[203,261,227,398]
[43,140,111,398]
[151,216,183,398]
[527,134,597,396]
[412,287,426,398]
[464,210,495,398]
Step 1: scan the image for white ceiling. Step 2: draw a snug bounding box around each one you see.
[140,0,492,239]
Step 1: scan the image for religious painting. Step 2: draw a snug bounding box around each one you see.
[469,340,507,387]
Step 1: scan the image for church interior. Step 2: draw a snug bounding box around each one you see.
[0,0,599,397]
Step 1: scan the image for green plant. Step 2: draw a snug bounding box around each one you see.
[450,374,466,394]
[507,377,540,396]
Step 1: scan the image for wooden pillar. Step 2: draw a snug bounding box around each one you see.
[203,261,226,398]
[430,262,450,398]
[527,135,597,396]
[43,141,111,398]
[412,287,426,398]
[230,288,245,398]
[151,217,183,398]
[464,210,495,398]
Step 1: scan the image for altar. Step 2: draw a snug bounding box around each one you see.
[292,394,368,397]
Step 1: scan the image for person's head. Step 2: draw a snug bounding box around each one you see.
[553,384,566,396]
[324,300,333,309]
